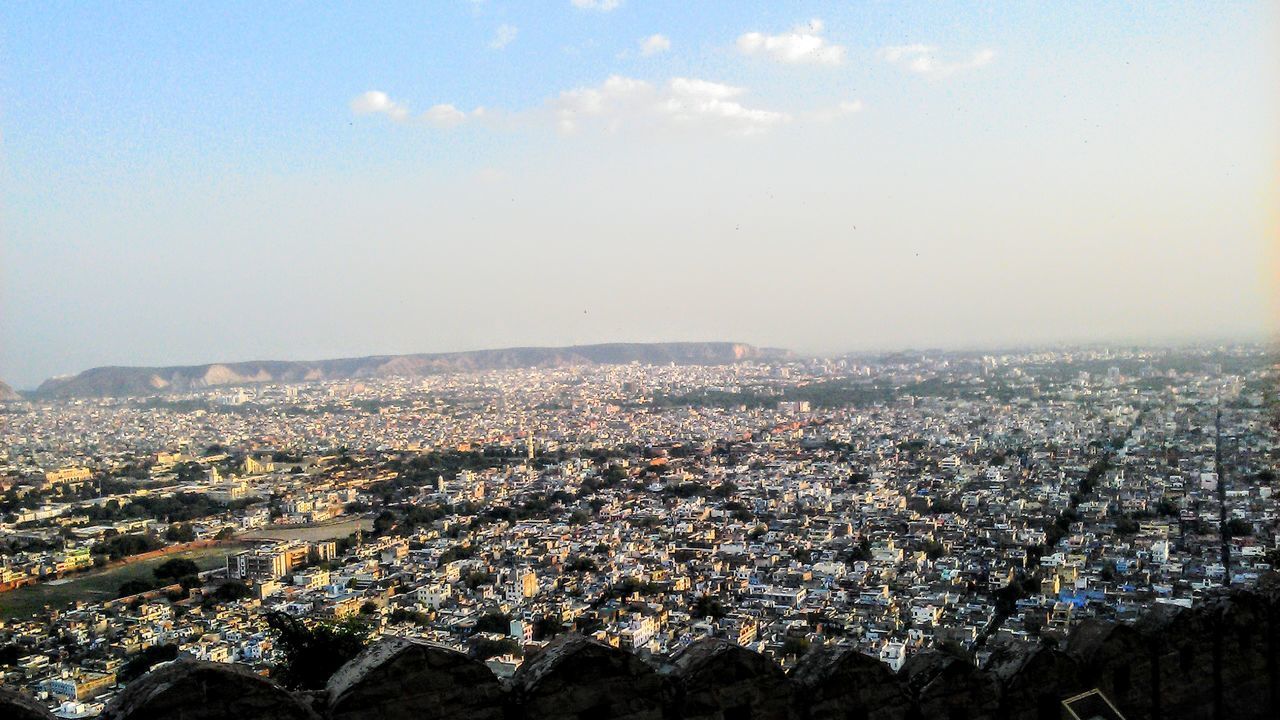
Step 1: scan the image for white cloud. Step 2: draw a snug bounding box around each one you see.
[423,104,469,127]
[351,92,483,128]
[737,19,845,66]
[640,34,671,56]
[571,0,622,11]
[881,45,995,78]
[810,100,864,122]
[552,75,789,137]
[489,24,518,49]
[350,91,409,122]
[554,75,651,133]
[661,78,790,135]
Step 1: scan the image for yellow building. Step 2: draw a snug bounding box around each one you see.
[46,670,116,700]
[519,569,539,598]
[56,547,94,573]
[44,466,92,487]
[243,456,275,474]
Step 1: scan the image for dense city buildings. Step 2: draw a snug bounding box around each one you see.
[0,344,1276,717]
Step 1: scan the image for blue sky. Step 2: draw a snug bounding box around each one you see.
[2,1,1276,387]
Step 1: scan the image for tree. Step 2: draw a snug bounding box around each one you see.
[1225,518,1253,536]
[692,593,726,620]
[711,481,738,499]
[214,526,236,540]
[475,611,511,634]
[174,462,207,482]
[923,540,947,560]
[464,571,493,589]
[470,637,521,661]
[533,615,566,641]
[165,523,196,542]
[389,608,430,626]
[373,510,396,534]
[847,539,872,563]
[1114,516,1139,535]
[95,532,164,560]
[117,579,157,598]
[565,555,598,573]
[213,580,252,602]
[120,644,178,682]
[154,558,199,582]
[266,612,371,690]
[782,636,810,658]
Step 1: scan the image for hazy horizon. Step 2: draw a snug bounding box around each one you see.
[8,331,1276,393]
[4,1,1277,389]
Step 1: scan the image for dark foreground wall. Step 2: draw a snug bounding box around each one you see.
[4,581,1277,720]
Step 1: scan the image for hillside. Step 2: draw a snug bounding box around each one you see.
[0,380,20,402]
[34,342,788,399]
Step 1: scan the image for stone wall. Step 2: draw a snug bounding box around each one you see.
[4,581,1277,720]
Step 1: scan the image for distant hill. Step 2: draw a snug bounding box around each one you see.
[0,380,19,402]
[34,342,790,399]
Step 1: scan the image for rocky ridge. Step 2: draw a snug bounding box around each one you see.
[2,579,1276,720]
[34,342,787,399]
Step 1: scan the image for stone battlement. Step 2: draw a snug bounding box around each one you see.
[3,580,1278,720]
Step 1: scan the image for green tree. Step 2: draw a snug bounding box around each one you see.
[782,636,810,657]
[533,615,566,641]
[154,558,199,581]
[174,462,207,482]
[1225,518,1253,536]
[165,523,196,542]
[923,540,947,560]
[373,510,396,534]
[117,579,157,598]
[475,611,511,634]
[120,644,178,682]
[1114,516,1139,535]
[265,612,371,690]
[692,593,726,620]
[469,637,521,661]
[212,580,252,602]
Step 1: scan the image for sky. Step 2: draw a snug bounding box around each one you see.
[1,1,1276,388]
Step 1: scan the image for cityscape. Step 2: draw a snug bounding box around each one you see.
[1,342,1276,717]
[2,2,1275,718]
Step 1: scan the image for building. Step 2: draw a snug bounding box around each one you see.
[242,456,275,474]
[208,481,250,503]
[44,670,116,701]
[227,542,310,581]
[44,467,92,487]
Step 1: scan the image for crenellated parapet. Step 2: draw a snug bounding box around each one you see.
[3,582,1278,720]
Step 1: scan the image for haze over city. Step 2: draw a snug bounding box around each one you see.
[3,1,1277,389]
